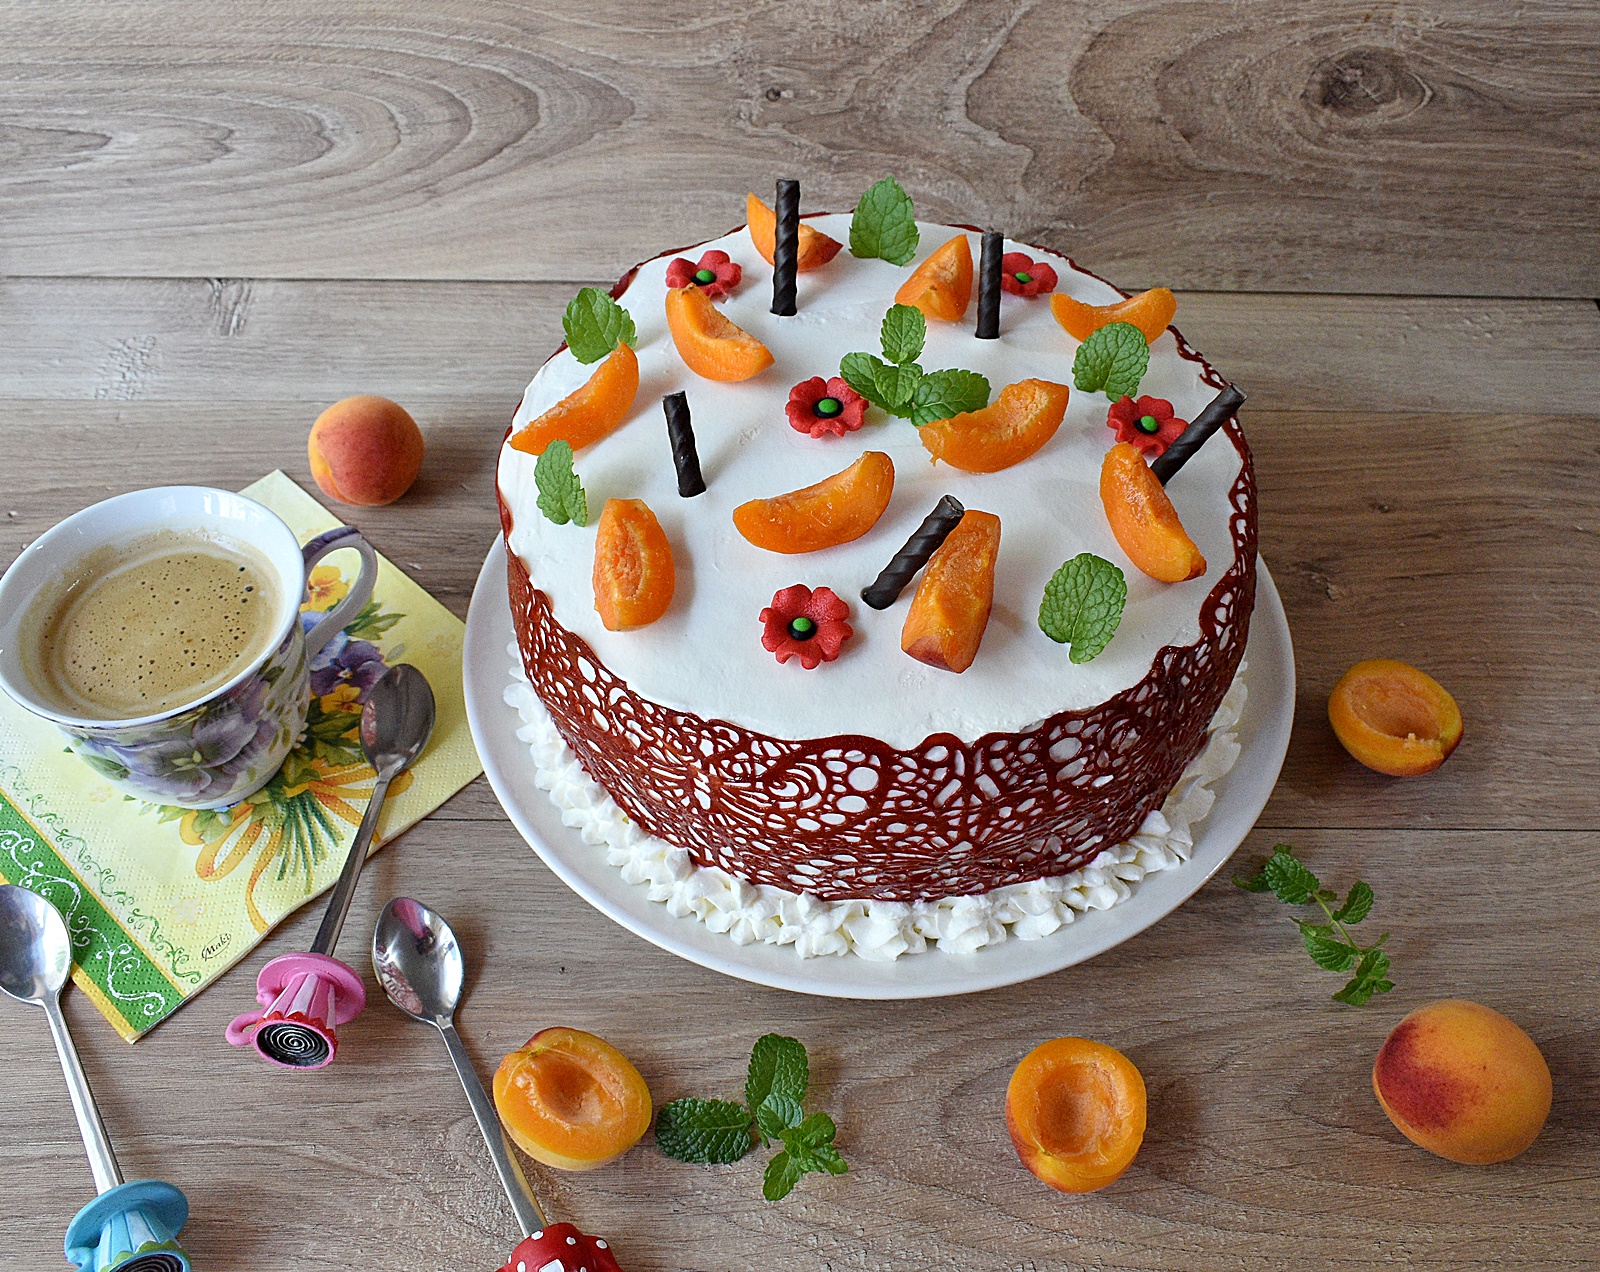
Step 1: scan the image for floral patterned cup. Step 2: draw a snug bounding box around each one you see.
[0,487,379,810]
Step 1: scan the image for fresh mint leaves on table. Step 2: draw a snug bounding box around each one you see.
[1039,553,1127,663]
[849,176,919,266]
[562,286,638,364]
[1235,844,1395,1006]
[1071,320,1150,401]
[656,1033,848,1200]
[533,439,588,526]
[840,304,990,425]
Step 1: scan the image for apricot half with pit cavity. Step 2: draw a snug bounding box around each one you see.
[494,1027,653,1171]
[1328,659,1462,777]
[1006,1037,1146,1193]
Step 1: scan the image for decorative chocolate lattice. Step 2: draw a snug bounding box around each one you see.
[500,421,1256,903]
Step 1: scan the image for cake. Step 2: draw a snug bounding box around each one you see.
[497,188,1255,959]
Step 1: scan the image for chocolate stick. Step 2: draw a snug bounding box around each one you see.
[771,178,800,317]
[975,229,1003,339]
[861,495,966,609]
[1150,384,1247,485]
[662,392,705,497]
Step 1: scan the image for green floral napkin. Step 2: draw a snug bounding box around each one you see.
[0,472,482,1039]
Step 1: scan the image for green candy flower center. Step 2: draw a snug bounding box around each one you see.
[1138,414,1161,433]
[1013,271,1033,285]
[814,397,843,418]
[694,268,717,285]
[788,616,816,640]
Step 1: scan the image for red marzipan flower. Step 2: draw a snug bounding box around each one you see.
[1000,252,1058,297]
[665,249,742,299]
[786,376,867,439]
[760,585,853,669]
[1107,395,1189,458]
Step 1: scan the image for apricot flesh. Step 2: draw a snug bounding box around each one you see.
[1099,442,1206,583]
[1051,287,1177,344]
[307,395,425,506]
[1329,659,1463,777]
[901,509,1001,674]
[747,193,843,271]
[733,452,895,554]
[920,378,1069,473]
[665,284,774,382]
[494,1027,653,1171]
[1006,1037,1146,1194]
[894,233,973,322]
[593,498,675,630]
[510,342,640,457]
[1374,1001,1550,1165]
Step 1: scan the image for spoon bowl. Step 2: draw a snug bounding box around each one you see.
[0,883,72,1005]
[372,896,463,1024]
[361,662,438,781]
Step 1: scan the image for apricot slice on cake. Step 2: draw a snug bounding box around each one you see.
[1051,287,1177,344]
[747,193,844,271]
[665,284,775,382]
[894,234,974,322]
[1099,442,1206,583]
[920,378,1070,473]
[593,497,675,630]
[901,509,1001,673]
[1006,1037,1146,1194]
[510,343,640,457]
[733,451,895,554]
[494,1027,653,1171]
[1374,1001,1550,1165]
[1328,659,1463,777]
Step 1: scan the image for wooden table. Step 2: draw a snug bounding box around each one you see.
[4,5,1599,1268]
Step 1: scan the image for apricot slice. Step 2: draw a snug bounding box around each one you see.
[664,284,775,383]
[733,451,894,554]
[901,509,1000,673]
[1328,659,1463,777]
[510,343,639,457]
[593,498,675,630]
[494,1027,653,1171]
[1374,1001,1550,1165]
[1051,287,1177,344]
[1099,442,1206,583]
[920,378,1070,473]
[894,234,973,322]
[1006,1037,1146,1194]
[747,193,844,272]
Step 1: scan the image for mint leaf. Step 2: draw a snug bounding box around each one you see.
[880,303,926,366]
[755,1093,803,1143]
[1334,949,1394,1006]
[763,1151,804,1201]
[562,287,637,364]
[1038,553,1127,664]
[849,176,919,266]
[533,439,588,526]
[1233,867,1272,893]
[1262,849,1320,905]
[1071,321,1150,400]
[910,368,991,428]
[655,1098,754,1164]
[747,1034,809,1111]
[779,1112,848,1178]
[1301,928,1359,972]
[840,352,920,416]
[1331,881,1374,926]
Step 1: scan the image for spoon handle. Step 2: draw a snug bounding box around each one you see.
[42,993,122,1194]
[437,1019,546,1237]
[311,771,392,956]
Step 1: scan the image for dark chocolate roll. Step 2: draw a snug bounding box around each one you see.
[662,391,706,497]
[771,178,800,317]
[861,495,966,609]
[1151,384,1246,485]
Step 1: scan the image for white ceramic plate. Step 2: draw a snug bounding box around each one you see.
[463,538,1294,999]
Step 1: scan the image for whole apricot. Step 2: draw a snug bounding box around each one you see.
[307,395,424,506]
[1006,1037,1146,1194]
[1374,1000,1551,1165]
[1329,659,1462,777]
[494,1027,653,1171]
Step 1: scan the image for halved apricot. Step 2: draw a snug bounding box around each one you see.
[894,234,973,322]
[733,451,894,554]
[665,284,775,383]
[509,342,639,457]
[747,193,844,272]
[593,498,675,630]
[1100,442,1206,583]
[493,1027,653,1172]
[1329,659,1463,777]
[1006,1037,1146,1194]
[901,509,1000,673]
[920,378,1070,473]
[1051,287,1177,344]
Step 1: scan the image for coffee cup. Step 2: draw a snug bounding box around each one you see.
[0,487,379,810]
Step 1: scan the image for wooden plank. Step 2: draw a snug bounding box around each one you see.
[1,2,1596,294]
[3,279,1598,414]
[2,824,1595,1270]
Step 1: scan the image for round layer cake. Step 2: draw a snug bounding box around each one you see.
[497,211,1255,929]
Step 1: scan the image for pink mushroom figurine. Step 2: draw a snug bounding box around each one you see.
[498,1222,624,1272]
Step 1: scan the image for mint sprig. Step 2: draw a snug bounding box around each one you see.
[849,176,919,266]
[1235,845,1395,1006]
[1071,321,1149,400]
[839,303,989,426]
[1039,553,1126,663]
[656,1034,847,1200]
[562,287,638,364]
[533,439,588,526]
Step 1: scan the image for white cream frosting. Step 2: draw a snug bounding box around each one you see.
[497,214,1243,749]
[506,647,1246,960]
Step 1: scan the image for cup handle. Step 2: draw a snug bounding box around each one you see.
[300,527,380,658]
[225,1006,265,1047]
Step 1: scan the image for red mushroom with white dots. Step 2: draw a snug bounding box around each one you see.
[498,1223,624,1272]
